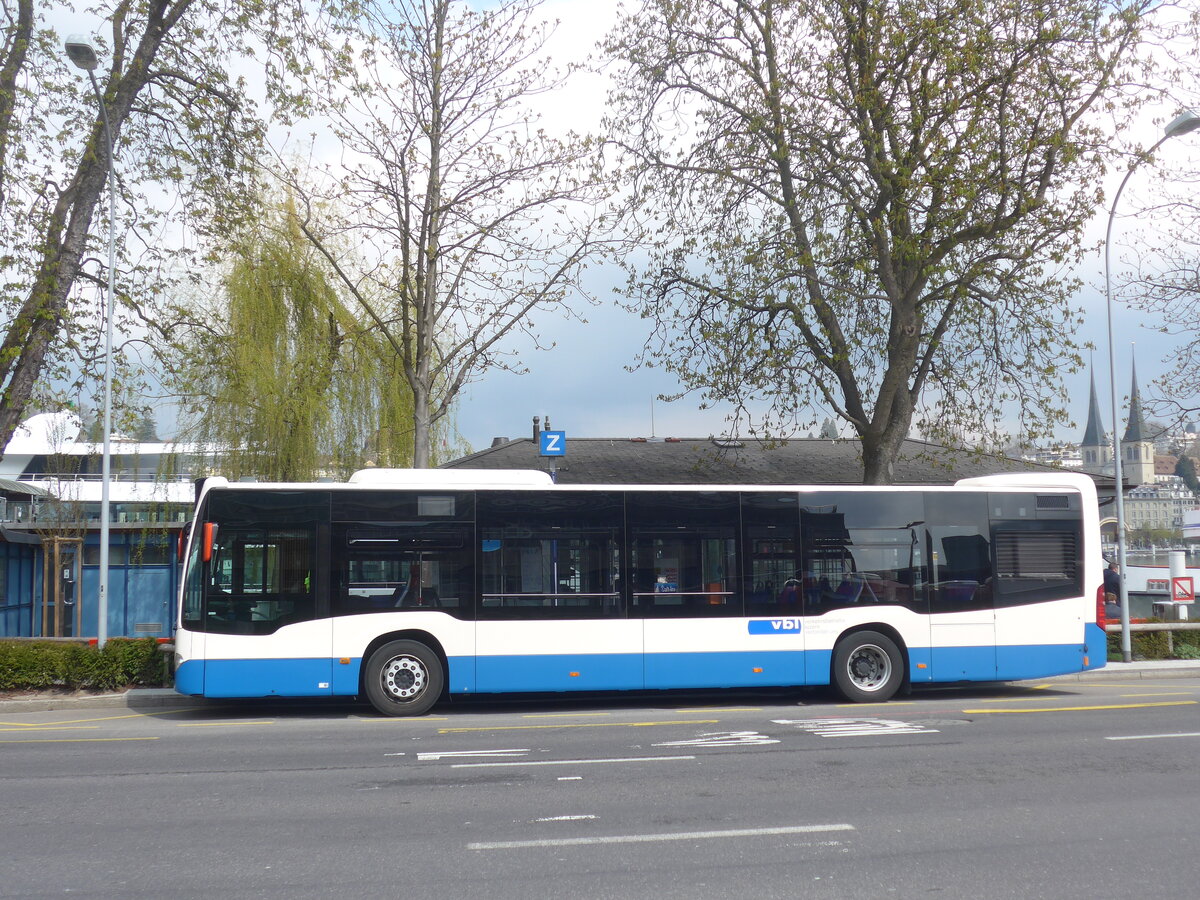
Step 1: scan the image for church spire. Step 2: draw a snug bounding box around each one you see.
[1081,369,1107,448]
[1122,356,1149,443]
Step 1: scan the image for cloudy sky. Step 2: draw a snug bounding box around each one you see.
[446,0,1200,452]
[54,1,1199,453]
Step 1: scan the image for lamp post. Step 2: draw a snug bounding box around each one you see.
[64,36,115,649]
[1104,109,1200,663]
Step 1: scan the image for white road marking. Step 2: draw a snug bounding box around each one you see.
[534,815,597,822]
[653,731,779,748]
[557,776,583,781]
[451,755,695,769]
[774,718,939,738]
[1105,732,1200,742]
[469,823,855,851]
[414,749,530,761]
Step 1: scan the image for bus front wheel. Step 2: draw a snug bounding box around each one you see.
[832,631,903,703]
[364,640,444,716]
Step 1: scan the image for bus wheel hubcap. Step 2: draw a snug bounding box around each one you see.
[848,645,889,691]
[383,656,426,700]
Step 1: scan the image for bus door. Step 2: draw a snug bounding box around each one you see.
[201,522,333,698]
[631,492,761,689]
[475,491,639,693]
[926,492,996,681]
[331,521,477,693]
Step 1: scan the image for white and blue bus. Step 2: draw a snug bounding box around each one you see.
[173,469,1106,715]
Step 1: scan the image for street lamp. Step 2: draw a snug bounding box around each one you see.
[1104,108,1200,663]
[64,35,116,649]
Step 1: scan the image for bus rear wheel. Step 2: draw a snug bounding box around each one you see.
[364,640,444,716]
[832,631,903,703]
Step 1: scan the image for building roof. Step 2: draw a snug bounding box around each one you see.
[0,477,50,497]
[443,436,1106,487]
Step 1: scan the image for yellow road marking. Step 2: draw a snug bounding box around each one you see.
[439,719,721,734]
[977,696,1070,703]
[0,709,193,728]
[0,726,100,733]
[0,737,160,744]
[176,720,275,727]
[964,701,1197,714]
[1118,692,1194,698]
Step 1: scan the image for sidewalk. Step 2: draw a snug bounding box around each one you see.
[2,661,1199,714]
[1045,658,1200,682]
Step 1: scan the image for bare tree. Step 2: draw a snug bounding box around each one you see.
[0,0,301,460]
[606,0,1172,483]
[289,0,614,467]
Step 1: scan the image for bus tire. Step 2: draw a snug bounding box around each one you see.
[364,640,444,716]
[832,631,903,703]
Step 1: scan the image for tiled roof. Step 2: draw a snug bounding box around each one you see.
[443,436,1103,487]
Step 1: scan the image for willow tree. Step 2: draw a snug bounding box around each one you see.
[0,0,309,461]
[289,0,613,468]
[169,195,423,480]
[606,0,1168,483]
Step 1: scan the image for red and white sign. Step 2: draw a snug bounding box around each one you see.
[1171,576,1195,604]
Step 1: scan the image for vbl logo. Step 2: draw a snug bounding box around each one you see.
[748,618,802,635]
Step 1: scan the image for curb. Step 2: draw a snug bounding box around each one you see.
[0,688,196,714]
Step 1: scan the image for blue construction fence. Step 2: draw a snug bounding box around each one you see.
[0,529,181,639]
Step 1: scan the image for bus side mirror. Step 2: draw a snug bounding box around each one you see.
[202,522,217,563]
[178,523,190,562]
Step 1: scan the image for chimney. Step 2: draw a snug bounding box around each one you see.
[533,416,541,441]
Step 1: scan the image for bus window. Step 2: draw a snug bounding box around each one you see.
[204,527,315,634]
[334,523,474,619]
[800,491,926,614]
[926,491,992,613]
[992,523,1082,605]
[741,492,802,616]
[628,492,740,617]
[478,491,622,619]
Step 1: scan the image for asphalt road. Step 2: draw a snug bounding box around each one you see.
[4,679,1200,899]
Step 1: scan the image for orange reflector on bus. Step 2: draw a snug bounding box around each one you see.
[916,663,927,669]
[339,658,350,665]
[569,672,580,677]
[752,667,763,673]
[1083,656,1089,667]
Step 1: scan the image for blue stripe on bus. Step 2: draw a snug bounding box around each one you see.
[203,658,334,697]
[1083,624,1108,669]
[643,650,807,689]
[181,643,1094,699]
[174,659,204,695]
[476,653,644,692]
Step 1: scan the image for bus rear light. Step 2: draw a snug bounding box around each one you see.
[1096,584,1107,629]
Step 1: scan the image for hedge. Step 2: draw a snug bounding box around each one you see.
[0,638,168,692]
[1106,623,1200,662]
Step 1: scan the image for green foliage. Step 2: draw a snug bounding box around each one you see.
[606,0,1165,482]
[0,639,167,692]
[168,190,425,479]
[1106,624,1200,660]
[1176,457,1200,494]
